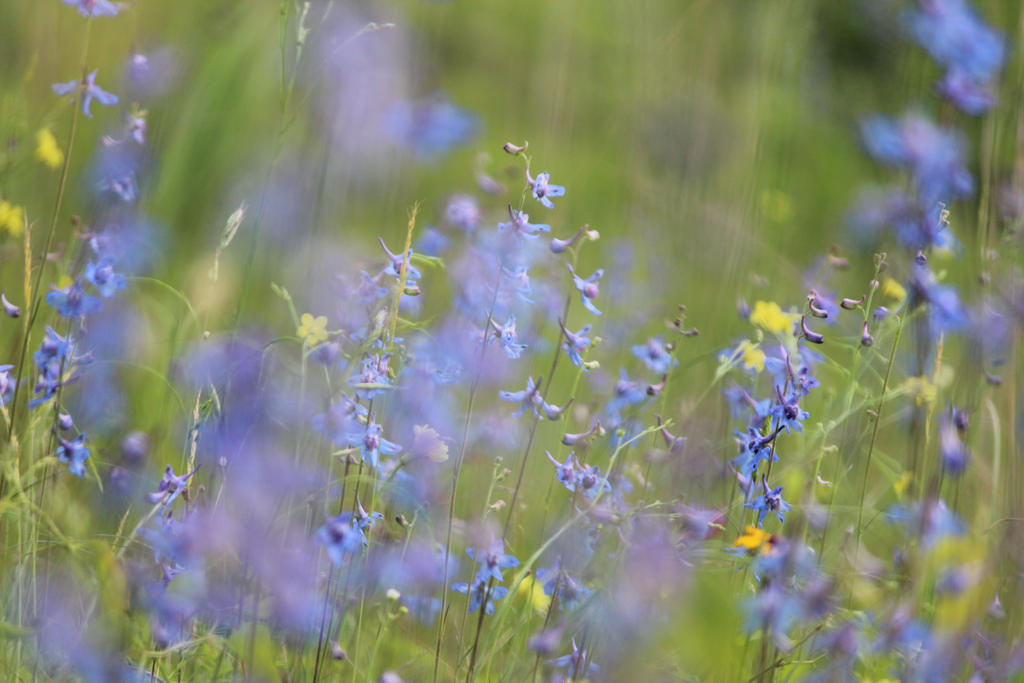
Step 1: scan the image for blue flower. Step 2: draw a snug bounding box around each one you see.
[575,458,611,500]
[0,364,15,405]
[1,291,20,318]
[384,94,478,162]
[62,0,119,17]
[378,237,422,283]
[567,264,604,316]
[545,450,577,492]
[147,465,200,507]
[348,353,391,399]
[526,168,566,210]
[84,259,127,298]
[499,375,544,418]
[631,337,677,375]
[490,315,527,359]
[498,206,550,241]
[745,477,791,526]
[535,562,593,611]
[56,433,90,478]
[345,416,402,470]
[316,512,367,568]
[548,639,599,679]
[45,280,103,318]
[52,70,119,118]
[452,577,508,614]
[559,321,593,368]
[466,539,519,584]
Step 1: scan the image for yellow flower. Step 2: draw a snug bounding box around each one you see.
[749,301,799,336]
[36,129,64,170]
[893,471,912,498]
[516,576,550,614]
[56,274,73,290]
[736,340,766,373]
[881,278,906,302]
[733,525,770,552]
[0,201,25,238]
[296,313,328,346]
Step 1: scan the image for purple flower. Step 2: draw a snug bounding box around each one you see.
[0,364,15,405]
[452,577,507,614]
[345,415,402,470]
[560,321,593,368]
[61,0,119,18]
[466,539,519,583]
[526,168,566,209]
[546,450,577,492]
[745,477,791,526]
[567,264,604,316]
[84,259,127,298]
[1,291,20,318]
[56,433,90,478]
[499,375,544,418]
[498,206,550,241]
[631,337,677,375]
[147,465,200,507]
[52,70,119,118]
[45,280,103,318]
[316,512,366,567]
[490,315,527,359]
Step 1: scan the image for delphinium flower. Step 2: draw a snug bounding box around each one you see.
[30,326,80,408]
[445,193,481,232]
[384,93,479,161]
[745,476,792,526]
[497,206,550,242]
[606,368,649,425]
[548,639,599,681]
[906,255,968,333]
[939,411,970,475]
[489,315,527,359]
[377,236,422,283]
[56,433,90,477]
[631,336,677,374]
[452,577,508,614]
[546,450,577,492]
[575,457,612,500]
[0,365,15,405]
[345,415,402,470]
[499,375,544,418]
[348,351,391,399]
[316,512,367,568]
[147,465,200,507]
[1,291,19,318]
[62,0,120,17]
[525,166,566,209]
[52,70,119,118]
[311,393,367,446]
[83,258,127,298]
[567,264,604,315]
[906,0,1004,115]
[466,539,520,583]
[536,563,593,611]
[45,279,103,318]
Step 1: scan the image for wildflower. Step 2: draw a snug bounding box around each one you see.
[525,167,566,209]
[939,416,969,475]
[36,129,64,169]
[377,237,422,283]
[452,577,508,614]
[535,563,593,610]
[83,259,127,298]
[466,539,520,583]
[311,394,367,446]
[733,525,772,552]
[882,277,906,301]
[550,224,588,253]
[749,301,799,335]
[348,352,391,399]
[52,70,119,118]
[567,264,604,316]
[0,365,15,405]
[499,375,544,418]
[800,316,824,344]
[771,387,809,435]
[147,465,200,507]
[0,201,25,238]
[346,415,401,469]
[735,340,766,372]
[632,336,677,375]
[316,512,366,567]
[56,433,90,478]
[907,261,968,333]
[548,639,599,680]
[745,477,792,526]
[497,206,550,241]
[61,0,119,17]
[559,320,594,368]
[546,450,577,492]
[445,194,480,231]
[384,94,479,161]
[45,279,102,319]
[57,413,74,431]
[1,291,20,318]
[561,422,603,448]
[575,458,611,499]
[490,315,527,359]
[296,313,328,346]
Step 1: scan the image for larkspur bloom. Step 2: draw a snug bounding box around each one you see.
[62,0,119,17]
[378,237,422,283]
[348,352,391,399]
[1,291,20,318]
[567,264,604,316]
[745,477,792,526]
[316,512,367,568]
[346,415,402,470]
[535,563,593,611]
[0,365,15,405]
[499,375,544,418]
[83,259,127,298]
[497,206,550,241]
[52,70,119,118]
[466,539,520,583]
[548,639,599,680]
[560,321,593,368]
[525,167,566,209]
[45,279,103,318]
[631,336,677,374]
[490,315,527,359]
[575,457,611,500]
[31,326,76,408]
[56,433,90,478]
[147,465,200,507]
[452,577,508,614]
[546,450,577,492]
